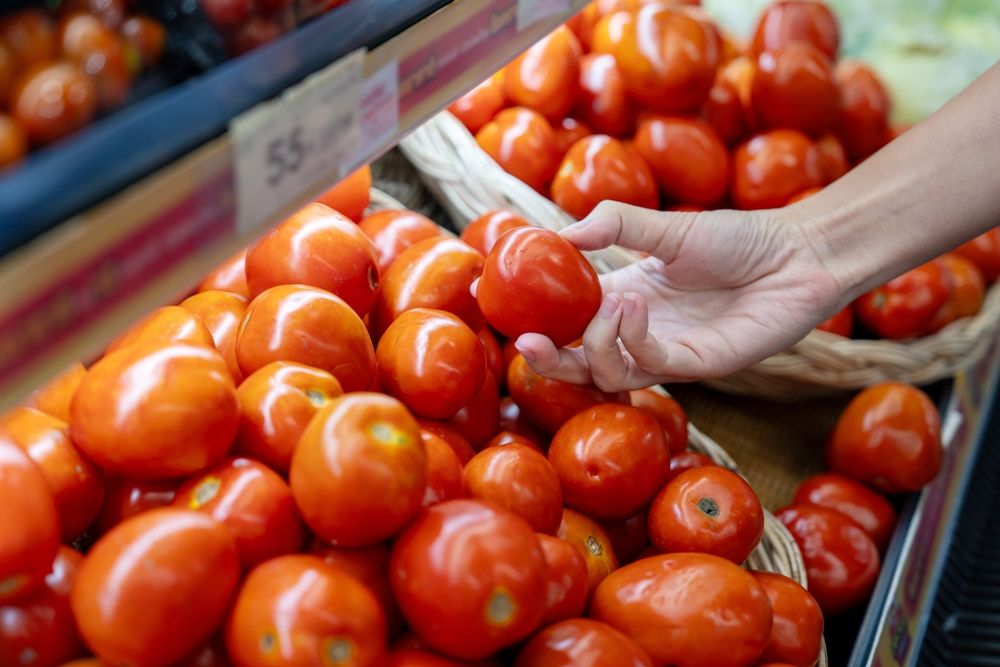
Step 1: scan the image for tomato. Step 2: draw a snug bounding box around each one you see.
[591,553,772,667]
[227,15,281,56]
[816,305,853,336]
[827,382,942,493]
[552,135,658,219]
[10,62,97,145]
[371,236,485,337]
[536,535,588,624]
[59,0,127,29]
[633,115,728,207]
[386,647,499,667]
[94,477,178,535]
[552,117,591,158]
[599,512,650,564]
[291,393,425,546]
[476,107,560,193]
[793,472,896,551]
[953,228,1000,283]
[57,12,132,110]
[929,254,985,331]
[316,165,372,222]
[750,0,839,60]
[629,389,687,455]
[198,249,249,298]
[463,444,562,534]
[420,430,465,507]
[0,407,103,542]
[180,290,249,383]
[226,554,386,667]
[702,56,756,146]
[514,618,653,667]
[0,546,84,667]
[106,305,214,355]
[200,0,251,28]
[752,571,824,666]
[0,11,55,69]
[377,309,487,419]
[390,500,547,660]
[174,639,230,667]
[855,260,951,340]
[121,15,165,67]
[359,209,443,272]
[72,509,239,667]
[498,396,548,444]
[418,421,476,465]
[443,373,501,450]
[0,41,12,103]
[22,362,86,425]
[0,114,27,168]
[666,450,715,482]
[478,228,602,346]
[785,186,821,204]
[732,129,823,209]
[834,60,890,161]
[449,72,506,135]
[777,504,880,614]
[751,42,838,136]
[477,327,505,387]
[507,354,627,434]
[459,210,530,257]
[557,508,619,594]
[575,53,632,137]
[816,133,849,183]
[486,431,543,453]
[311,541,402,637]
[236,285,376,392]
[504,25,581,122]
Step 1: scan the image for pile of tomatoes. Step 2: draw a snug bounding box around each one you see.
[198,0,353,56]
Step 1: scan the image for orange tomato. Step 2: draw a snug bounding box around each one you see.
[463,444,563,534]
[449,72,506,135]
[751,42,838,136]
[633,115,729,206]
[23,362,86,423]
[0,10,56,69]
[311,541,403,636]
[552,135,658,219]
[629,389,688,455]
[198,249,249,298]
[557,508,619,595]
[816,133,849,183]
[535,535,588,625]
[105,305,215,355]
[459,210,530,257]
[476,107,560,194]
[732,129,823,209]
[927,254,985,332]
[358,209,443,272]
[786,185,822,204]
[816,305,853,336]
[575,53,633,137]
[315,165,372,221]
[94,477,177,535]
[514,618,653,667]
[505,25,581,122]
[953,228,1000,283]
[180,290,249,384]
[703,56,756,146]
[753,571,824,667]
[10,61,97,145]
[56,12,132,110]
[552,117,591,158]
[443,373,501,451]
[420,429,466,508]
[751,0,840,60]
[834,60,890,162]
[0,114,27,168]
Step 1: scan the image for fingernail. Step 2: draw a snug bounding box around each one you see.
[514,340,535,361]
[598,294,620,318]
[562,218,589,234]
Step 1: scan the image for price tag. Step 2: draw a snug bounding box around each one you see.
[232,50,364,234]
[348,60,399,174]
[516,0,572,31]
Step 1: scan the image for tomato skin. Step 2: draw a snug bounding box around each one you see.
[180,290,249,384]
[928,253,986,332]
[476,107,560,194]
[443,373,501,450]
[552,117,591,158]
[703,56,756,146]
[477,328,505,387]
[732,129,823,209]
[557,508,619,594]
[497,396,548,444]
[10,61,96,145]
[666,450,715,481]
[834,60,890,162]
[359,210,443,273]
[751,42,838,136]
[478,228,602,348]
[391,500,547,659]
[629,389,688,455]
[0,10,55,69]
[816,305,853,336]
[552,135,658,219]
[827,382,942,493]
[0,112,26,167]
[633,115,729,206]
[752,571,824,667]
[121,15,166,67]
[94,477,178,535]
[576,53,633,137]
[315,165,372,222]
[816,133,849,183]
[174,638,230,667]
[226,554,387,667]
[105,305,215,355]
[486,431,544,453]
[549,404,669,520]
[377,309,487,419]
[419,421,476,465]
[291,393,425,547]
[459,210,530,257]
[311,541,403,637]
[591,553,772,667]
[198,249,249,298]
[953,228,1000,283]
[236,285,376,392]
[71,509,240,667]
[855,261,952,340]
[463,444,563,534]
[515,618,654,667]
[777,504,880,614]
[420,430,466,508]
[793,473,896,553]
[751,0,840,60]
[536,535,588,624]
[504,25,581,122]
[386,647,498,666]
[449,72,506,135]
[23,362,86,423]
[599,512,649,565]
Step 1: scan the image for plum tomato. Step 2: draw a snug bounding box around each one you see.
[10,61,97,145]
[419,421,476,465]
[751,0,840,60]
[854,260,952,340]
[105,305,215,355]
[816,305,853,336]
[928,254,986,332]
[703,56,756,146]
[575,53,633,137]
[552,117,591,158]
[633,115,729,206]
[557,508,619,594]
[953,228,1000,283]
[180,290,249,384]
[599,511,650,564]
[666,450,716,481]
[311,541,403,637]
[793,472,897,551]
[834,60,890,161]
[514,618,653,667]
[315,165,372,222]
[459,210,530,257]
[443,373,501,450]
[732,129,823,209]
[463,444,563,534]
[629,389,688,455]
[752,571,824,667]
[198,248,249,298]
[504,25,581,122]
[551,135,658,219]
[751,42,838,136]
[449,71,506,135]
[536,535,588,624]
[23,361,86,423]
[94,477,177,535]
[475,107,560,194]
[420,429,466,508]
[359,209,443,272]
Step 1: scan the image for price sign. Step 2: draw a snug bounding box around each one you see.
[232,50,364,234]
[516,0,572,30]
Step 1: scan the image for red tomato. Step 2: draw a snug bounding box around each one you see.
[600,512,650,564]
[463,444,563,534]
[498,396,548,444]
[576,53,633,137]
[174,638,230,667]
[236,285,376,392]
[753,571,824,666]
[476,107,560,193]
[449,72,506,135]
[386,648,494,666]
[816,133,849,183]
[105,305,215,355]
[226,554,387,667]
[377,309,487,419]
[227,15,281,56]
[552,117,591,158]
[552,135,658,219]
[23,362,86,423]
[477,327,505,387]
[198,249,249,298]
[72,509,240,667]
[855,260,952,339]
[629,389,688,455]
[0,42,13,103]
[478,228,602,347]
[633,115,729,206]
[10,62,97,145]
[702,56,756,146]
[536,535,589,624]
[180,290,249,383]
[316,165,372,221]
[418,421,476,465]
[927,254,984,333]
[666,450,716,481]
[0,114,27,168]
[420,430,466,508]
[777,504,880,614]
[459,210,530,257]
[953,228,1000,283]
[0,10,56,69]
[94,477,178,535]
[311,541,402,637]
[793,472,897,551]
[291,393,425,546]
[786,186,822,204]
[359,209,443,272]
[57,12,132,110]
[732,129,823,209]
[200,0,251,28]
[0,546,84,667]
[443,373,501,450]
[816,305,853,336]
[557,508,619,594]
[71,343,239,479]
[834,60,890,161]
[827,382,942,493]
[0,407,103,542]
[751,42,838,136]
[505,25,581,122]
[514,618,653,667]
[486,431,544,453]
[648,466,764,563]
[751,0,840,60]
[121,15,166,67]
[245,203,380,316]
[391,500,546,659]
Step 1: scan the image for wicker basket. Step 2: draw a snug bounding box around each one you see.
[398,111,1000,398]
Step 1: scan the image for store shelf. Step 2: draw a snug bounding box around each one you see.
[0,0,586,407]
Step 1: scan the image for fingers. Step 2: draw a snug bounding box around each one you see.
[582,294,631,392]
[561,201,696,256]
[515,333,591,384]
[618,292,672,377]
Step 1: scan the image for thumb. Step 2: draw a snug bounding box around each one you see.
[560,201,697,256]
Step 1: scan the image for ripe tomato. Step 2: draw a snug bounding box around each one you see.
[536,535,588,624]
[245,203,379,316]
[459,210,530,257]
[786,186,822,204]
[666,450,716,481]
[377,309,487,419]
[199,248,249,298]
[0,40,12,102]
[575,53,633,137]
[751,42,838,136]
[549,404,670,519]
[420,429,465,507]
[105,305,215,354]
[359,209,443,272]
[753,571,824,666]
[0,10,55,69]
[0,546,84,667]
[94,477,177,535]
[777,504,880,614]
[477,327,505,386]
[827,382,942,493]
[23,362,86,423]
[953,228,1000,283]
[291,393,425,546]
[835,60,890,161]
[201,0,251,28]
[57,12,132,110]
[463,444,563,534]
[514,618,653,667]
[793,472,896,551]
[174,638,230,667]
[816,133,849,183]
[498,396,548,444]
[316,165,372,221]
[443,373,501,450]
[633,115,729,206]
[732,129,823,209]
[629,389,688,455]
[236,285,376,392]
[227,15,281,55]
[507,354,627,434]
[551,135,658,219]
[121,15,166,67]
[311,541,402,637]
[0,114,27,168]
[180,290,249,383]
[486,431,544,453]
[702,56,756,146]
[419,421,476,465]
[552,117,591,158]
[390,500,547,660]
[72,509,240,667]
[386,647,495,666]
[600,512,650,564]
[557,508,619,594]
[10,62,97,145]
[449,72,506,135]
[226,555,386,667]
[478,107,562,195]
[0,407,103,542]
[816,305,853,336]
[504,25,581,122]
[927,254,984,333]
[478,228,602,347]
[855,260,951,339]
[751,0,839,60]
